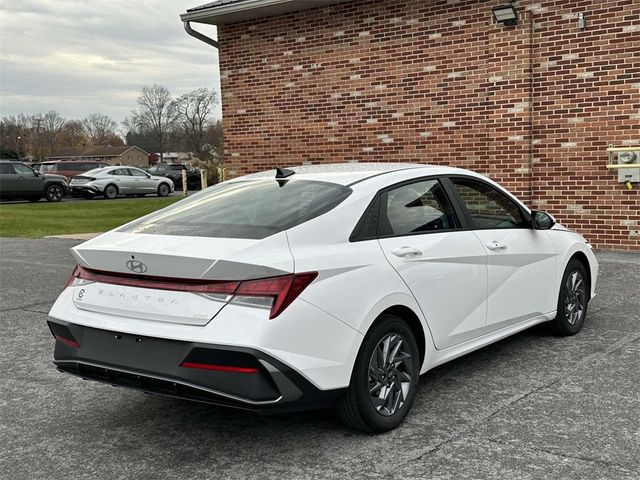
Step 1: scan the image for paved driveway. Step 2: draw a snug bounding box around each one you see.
[0,238,638,480]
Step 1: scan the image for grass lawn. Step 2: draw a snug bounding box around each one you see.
[0,197,181,238]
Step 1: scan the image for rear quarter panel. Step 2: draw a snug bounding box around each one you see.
[286,185,436,372]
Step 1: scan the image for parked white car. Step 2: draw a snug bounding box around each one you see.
[48,163,597,432]
[69,166,174,199]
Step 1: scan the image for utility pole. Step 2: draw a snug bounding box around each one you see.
[16,136,22,161]
[33,116,43,161]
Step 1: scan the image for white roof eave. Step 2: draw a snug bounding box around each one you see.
[180,0,351,26]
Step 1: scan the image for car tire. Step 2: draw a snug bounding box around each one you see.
[337,314,420,433]
[157,183,170,197]
[104,184,118,199]
[45,184,64,202]
[551,258,589,336]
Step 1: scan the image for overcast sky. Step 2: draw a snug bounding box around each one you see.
[0,0,221,124]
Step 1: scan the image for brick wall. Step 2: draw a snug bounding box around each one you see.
[217,0,640,250]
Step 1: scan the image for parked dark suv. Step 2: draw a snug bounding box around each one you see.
[148,163,201,190]
[0,161,68,202]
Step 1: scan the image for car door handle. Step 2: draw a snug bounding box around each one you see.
[486,241,507,251]
[391,246,423,258]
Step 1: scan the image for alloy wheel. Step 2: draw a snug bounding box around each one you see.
[47,185,63,201]
[564,270,586,325]
[368,333,414,416]
[105,186,117,199]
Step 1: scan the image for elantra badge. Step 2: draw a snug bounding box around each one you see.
[126,259,148,273]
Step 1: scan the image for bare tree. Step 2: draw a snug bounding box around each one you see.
[59,120,88,148]
[131,85,178,162]
[41,111,66,156]
[81,113,118,145]
[173,88,217,162]
[0,114,31,160]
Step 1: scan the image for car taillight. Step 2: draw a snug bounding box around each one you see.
[64,264,240,294]
[64,265,317,318]
[233,272,318,319]
[64,265,81,288]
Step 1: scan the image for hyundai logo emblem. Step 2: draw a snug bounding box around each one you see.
[126,259,148,273]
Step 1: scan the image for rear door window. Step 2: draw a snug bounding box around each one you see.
[109,168,130,176]
[128,168,148,177]
[120,179,352,239]
[379,179,460,237]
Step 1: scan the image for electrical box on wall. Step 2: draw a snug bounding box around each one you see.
[607,146,640,184]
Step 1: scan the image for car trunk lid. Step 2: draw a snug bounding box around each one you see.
[68,231,294,325]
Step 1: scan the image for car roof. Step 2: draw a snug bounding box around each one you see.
[235,163,471,186]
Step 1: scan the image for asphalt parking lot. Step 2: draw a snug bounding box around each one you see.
[0,238,638,480]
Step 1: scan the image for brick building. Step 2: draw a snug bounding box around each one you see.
[181,0,639,250]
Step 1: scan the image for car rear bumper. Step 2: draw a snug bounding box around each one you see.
[69,185,100,195]
[48,320,345,414]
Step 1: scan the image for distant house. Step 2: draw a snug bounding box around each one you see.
[46,146,150,167]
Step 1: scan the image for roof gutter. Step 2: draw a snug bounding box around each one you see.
[183,20,219,49]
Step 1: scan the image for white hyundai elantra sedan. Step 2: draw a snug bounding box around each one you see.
[48,163,597,432]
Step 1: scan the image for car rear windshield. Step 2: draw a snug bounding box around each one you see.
[119,179,352,239]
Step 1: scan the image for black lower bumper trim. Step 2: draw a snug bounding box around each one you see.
[69,186,99,194]
[55,360,259,410]
[49,320,345,414]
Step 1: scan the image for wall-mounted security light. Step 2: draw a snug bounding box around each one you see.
[492,4,519,26]
[578,13,586,31]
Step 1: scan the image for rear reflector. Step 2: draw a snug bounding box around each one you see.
[180,361,259,374]
[65,265,318,319]
[48,321,80,349]
[54,334,80,349]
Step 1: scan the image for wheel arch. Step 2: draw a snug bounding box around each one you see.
[104,183,119,195]
[157,181,171,195]
[568,251,593,300]
[378,305,426,368]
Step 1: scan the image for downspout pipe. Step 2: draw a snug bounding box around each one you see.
[183,21,219,49]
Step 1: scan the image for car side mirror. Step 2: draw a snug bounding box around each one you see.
[532,210,556,230]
